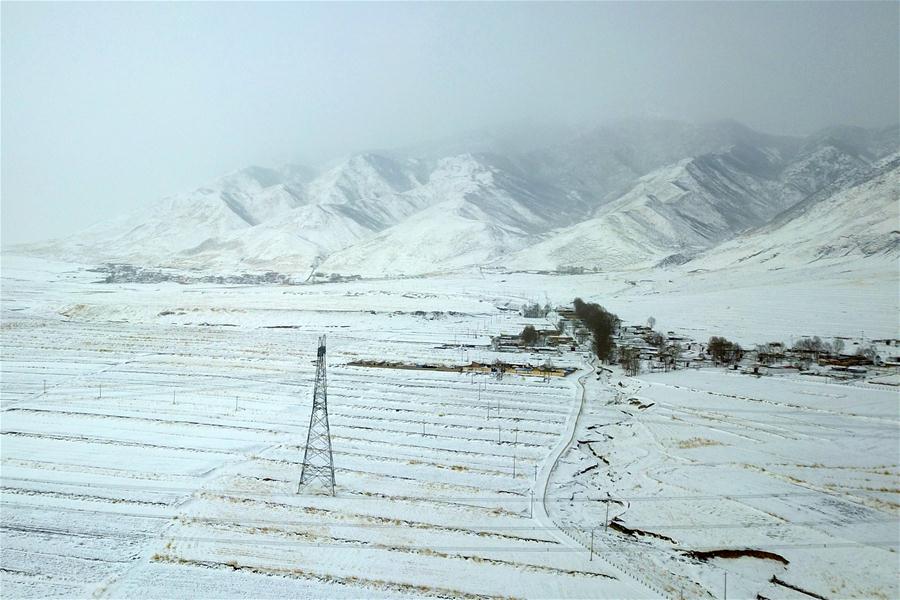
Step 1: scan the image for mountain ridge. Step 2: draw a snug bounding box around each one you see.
[10,118,898,277]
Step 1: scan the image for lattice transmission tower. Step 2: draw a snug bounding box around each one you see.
[297,335,335,495]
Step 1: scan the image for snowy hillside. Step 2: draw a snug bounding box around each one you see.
[501,143,835,271]
[686,153,900,271]
[319,154,586,276]
[516,118,800,206]
[10,119,898,276]
[16,155,425,273]
[499,132,897,273]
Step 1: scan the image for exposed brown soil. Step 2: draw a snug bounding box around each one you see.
[608,518,677,544]
[683,548,789,565]
[574,464,598,477]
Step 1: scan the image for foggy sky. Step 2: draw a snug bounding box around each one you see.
[2,1,898,244]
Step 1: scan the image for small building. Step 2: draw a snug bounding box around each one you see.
[546,334,575,347]
[490,334,522,351]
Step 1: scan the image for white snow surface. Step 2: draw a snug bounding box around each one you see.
[1,255,897,598]
[688,153,900,270]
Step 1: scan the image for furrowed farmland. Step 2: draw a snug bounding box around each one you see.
[1,257,897,599]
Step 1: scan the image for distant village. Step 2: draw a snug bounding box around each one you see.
[93,263,364,285]
[490,302,900,383]
[90,263,900,385]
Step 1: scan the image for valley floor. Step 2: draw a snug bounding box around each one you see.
[551,368,898,599]
[1,255,897,598]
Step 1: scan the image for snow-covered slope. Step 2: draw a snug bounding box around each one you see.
[319,154,586,276]
[498,131,897,273]
[304,153,428,229]
[17,165,316,266]
[17,155,426,273]
[501,145,792,271]
[687,153,900,271]
[10,119,898,276]
[518,118,800,207]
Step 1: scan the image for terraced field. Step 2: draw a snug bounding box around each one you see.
[5,258,896,599]
[0,260,646,598]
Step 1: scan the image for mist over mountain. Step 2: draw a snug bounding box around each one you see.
[13,118,899,277]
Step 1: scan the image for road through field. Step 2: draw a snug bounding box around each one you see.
[533,356,658,598]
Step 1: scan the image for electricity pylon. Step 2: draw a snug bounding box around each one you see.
[297,335,335,495]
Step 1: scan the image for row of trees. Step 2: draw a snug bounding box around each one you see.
[758,337,877,361]
[573,297,621,362]
[784,336,876,363]
[793,336,840,355]
[521,302,552,318]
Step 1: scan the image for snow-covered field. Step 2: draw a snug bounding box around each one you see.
[552,368,899,599]
[1,255,897,598]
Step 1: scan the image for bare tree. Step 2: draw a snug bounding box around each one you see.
[832,338,845,356]
[667,342,683,370]
[648,332,666,351]
[647,316,656,330]
[856,345,877,363]
[619,347,641,376]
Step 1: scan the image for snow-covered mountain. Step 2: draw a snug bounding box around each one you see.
[20,155,425,271]
[686,153,900,271]
[516,119,800,208]
[501,129,897,272]
[12,118,898,277]
[23,165,314,267]
[319,154,585,276]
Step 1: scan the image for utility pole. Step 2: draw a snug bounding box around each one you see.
[529,489,534,518]
[98,383,102,399]
[497,424,501,444]
[605,501,609,533]
[298,335,336,496]
[172,390,175,405]
[43,380,46,395]
[512,454,516,477]
[590,528,594,561]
